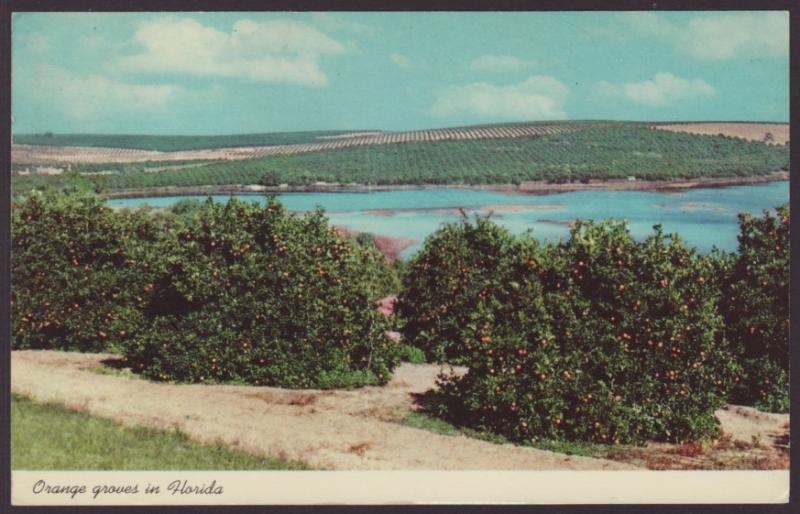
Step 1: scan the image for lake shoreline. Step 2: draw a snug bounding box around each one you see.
[100,172,789,200]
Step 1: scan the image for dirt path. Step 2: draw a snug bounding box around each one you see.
[714,404,789,447]
[11,350,636,471]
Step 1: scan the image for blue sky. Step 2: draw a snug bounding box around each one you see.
[12,11,789,135]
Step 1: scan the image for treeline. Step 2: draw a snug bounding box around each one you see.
[11,125,788,195]
[12,190,402,389]
[91,125,788,190]
[397,207,789,445]
[11,189,789,445]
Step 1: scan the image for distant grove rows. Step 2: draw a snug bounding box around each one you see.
[78,126,795,189]
[12,121,587,164]
[10,123,789,194]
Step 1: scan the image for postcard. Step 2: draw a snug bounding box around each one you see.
[7,9,790,506]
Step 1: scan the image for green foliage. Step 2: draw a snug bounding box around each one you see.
[401,217,740,444]
[123,196,400,388]
[11,394,309,470]
[537,222,739,443]
[96,124,788,191]
[11,173,66,196]
[722,205,790,412]
[11,190,159,352]
[348,232,402,300]
[397,344,427,363]
[171,198,206,217]
[397,215,525,363]
[12,191,400,389]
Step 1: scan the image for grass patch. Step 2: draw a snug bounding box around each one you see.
[532,439,612,459]
[400,411,611,458]
[88,358,139,379]
[398,344,427,364]
[11,394,310,470]
[402,411,461,436]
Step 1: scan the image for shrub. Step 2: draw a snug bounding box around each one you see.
[396,215,522,363]
[348,232,402,300]
[537,222,739,443]
[409,218,739,444]
[123,197,400,388]
[722,205,790,412]
[12,190,158,352]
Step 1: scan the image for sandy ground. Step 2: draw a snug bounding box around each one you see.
[12,350,637,471]
[507,173,789,195]
[653,123,789,145]
[332,227,416,261]
[12,350,789,470]
[714,404,788,444]
[371,235,417,261]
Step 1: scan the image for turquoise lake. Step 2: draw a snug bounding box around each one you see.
[108,181,789,258]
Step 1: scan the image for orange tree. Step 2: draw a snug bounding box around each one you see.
[722,206,790,412]
[535,222,740,443]
[402,218,739,444]
[395,215,523,364]
[123,197,400,388]
[12,190,159,352]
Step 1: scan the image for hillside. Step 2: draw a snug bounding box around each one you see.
[10,121,790,194]
[11,121,588,165]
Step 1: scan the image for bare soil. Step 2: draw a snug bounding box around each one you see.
[506,173,789,196]
[11,351,788,471]
[11,351,634,470]
[371,235,417,261]
[653,123,789,145]
[332,227,416,261]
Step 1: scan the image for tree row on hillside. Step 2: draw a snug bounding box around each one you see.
[11,125,788,194]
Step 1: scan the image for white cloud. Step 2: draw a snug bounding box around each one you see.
[469,54,537,73]
[432,76,569,120]
[20,65,186,120]
[390,53,415,69]
[622,11,788,60]
[120,16,347,86]
[311,13,379,35]
[597,72,715,107]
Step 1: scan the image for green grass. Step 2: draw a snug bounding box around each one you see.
[401,411,612,459]
[88,363,139,380]
[11,394,310,470]
[397,344,428,364]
